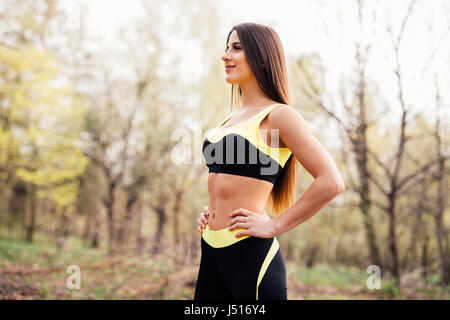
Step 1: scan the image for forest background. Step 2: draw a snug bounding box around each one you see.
[0,0,448,300]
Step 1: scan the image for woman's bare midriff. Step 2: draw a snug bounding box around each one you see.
[207,172,273,230]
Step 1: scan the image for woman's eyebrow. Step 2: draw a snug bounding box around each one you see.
[226,41,241,47]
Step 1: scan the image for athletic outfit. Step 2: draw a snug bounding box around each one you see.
[202,103,292,183]
[194,103,292,300]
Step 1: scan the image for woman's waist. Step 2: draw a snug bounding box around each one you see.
[207,200,266,230]
[207,172,273,199]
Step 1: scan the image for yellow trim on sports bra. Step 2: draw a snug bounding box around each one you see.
[218,103,281,131]
[201,224,250,248]
[206,103,292,167]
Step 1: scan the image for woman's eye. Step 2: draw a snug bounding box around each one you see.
[224,46,241,52]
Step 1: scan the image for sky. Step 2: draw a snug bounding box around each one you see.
[60,0,450,134]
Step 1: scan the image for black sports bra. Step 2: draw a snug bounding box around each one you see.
[202,103,292,184]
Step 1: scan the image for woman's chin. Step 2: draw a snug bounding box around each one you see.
[224,76,240,84]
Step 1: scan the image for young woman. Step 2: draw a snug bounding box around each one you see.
[195,22,345,300]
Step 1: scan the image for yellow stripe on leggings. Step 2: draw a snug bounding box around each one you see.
[256,237,279,300]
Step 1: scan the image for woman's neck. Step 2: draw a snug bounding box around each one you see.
[238,80,274,109]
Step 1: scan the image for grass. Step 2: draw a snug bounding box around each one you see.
[286,261,450,300]
[0,232,448,300]
[286,262,368,289]
[0,233,107,270]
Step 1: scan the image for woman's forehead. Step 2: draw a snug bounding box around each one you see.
[228,30,239,42]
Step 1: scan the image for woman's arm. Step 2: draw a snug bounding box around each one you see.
[270,105,345,236]
[228,105,345,238]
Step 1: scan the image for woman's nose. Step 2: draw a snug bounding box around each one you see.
[221,51,230,61]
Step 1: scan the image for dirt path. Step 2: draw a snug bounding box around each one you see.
[0,275,40,300]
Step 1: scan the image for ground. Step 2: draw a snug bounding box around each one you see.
[0,234,448,300]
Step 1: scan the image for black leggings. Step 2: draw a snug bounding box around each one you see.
[194,225,287,300]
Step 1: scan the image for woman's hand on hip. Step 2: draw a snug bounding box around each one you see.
[197,206,210,233]
[228,208,276,238]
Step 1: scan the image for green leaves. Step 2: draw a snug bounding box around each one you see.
[0,44,88,209]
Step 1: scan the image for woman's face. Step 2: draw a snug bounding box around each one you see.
[221,29,254,84]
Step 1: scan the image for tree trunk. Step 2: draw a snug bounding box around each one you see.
[355,140,383,268]
[152,196,168,255]
[83,210,100,248]
[402,206,423,271]
[306,244,319,268]
[105,182,117,256]
[116,188,137,252]
[421,232,429,280]
[327,234,338,264]
[135,201,145,255]
[360,195,382,267]
[434,154,449,285]
[82,209,92,247]
[387,194,400,291]
[91,224,99,248]
[25,184,37,242]
[172,190,184,247]
[8,181,28,232]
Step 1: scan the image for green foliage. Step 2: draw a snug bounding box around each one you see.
[0,44,89,210]
[0,236,48,266]
[380,278,401,298]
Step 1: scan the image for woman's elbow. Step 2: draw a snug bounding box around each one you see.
[327,176,345,196]
[317,171,345,196]
[335,181,345,194]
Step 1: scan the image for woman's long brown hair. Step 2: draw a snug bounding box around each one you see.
[226,22,298,217]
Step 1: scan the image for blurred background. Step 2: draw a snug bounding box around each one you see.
[0,0,449,300]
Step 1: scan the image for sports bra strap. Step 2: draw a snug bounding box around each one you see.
[250,103,281,126]
[216,103,281,129]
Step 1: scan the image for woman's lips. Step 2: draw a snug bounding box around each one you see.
[225,66,235,72]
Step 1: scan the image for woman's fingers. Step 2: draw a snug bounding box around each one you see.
[197,207,211,233]
[228,222,249,231]
[202,206,210,220]
[197,206,212,232]
[201,208,209,218]
[197,213,208,229]
[228,216,247,226]
[197,217,206,228]
[199,209,208,220]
